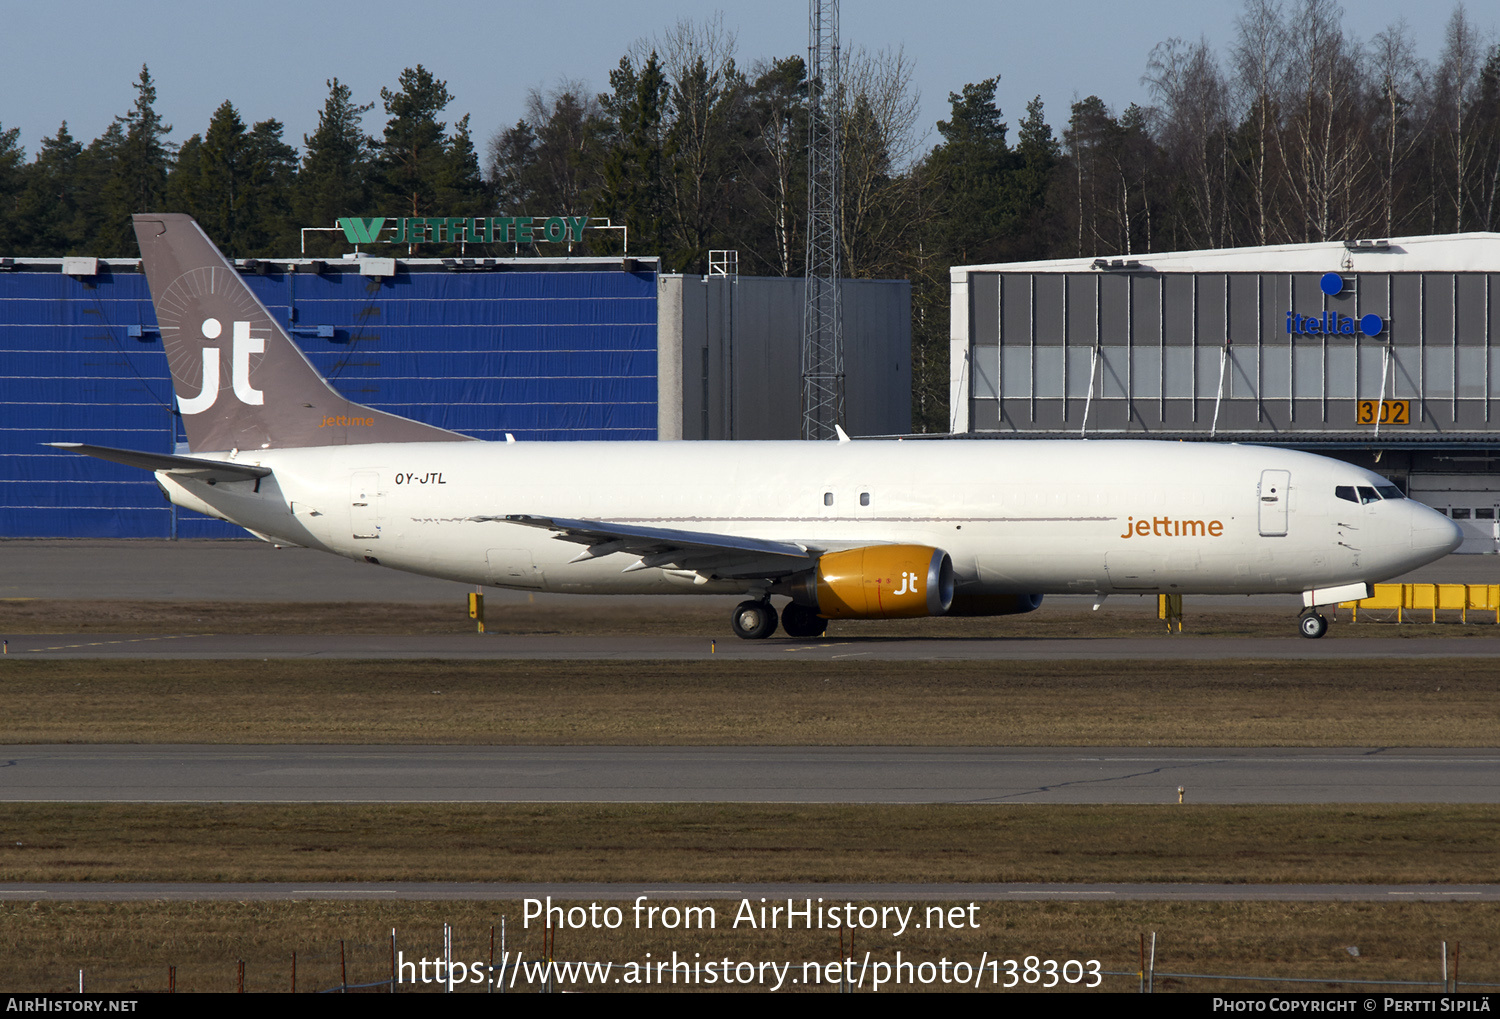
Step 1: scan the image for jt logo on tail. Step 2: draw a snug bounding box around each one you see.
[178,318,264,414]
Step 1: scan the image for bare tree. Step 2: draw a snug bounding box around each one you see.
[1369,20,1428,235]
[1231,0,1287,244]
[653,16,746,268]
[838,45,924,277]
[743,56,806,276]
[485,80,605,219]
[1146,36,1233,248]
[1275,0,1376,242]
[1430,4,1486,231]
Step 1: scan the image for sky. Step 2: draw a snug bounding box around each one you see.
[2,0,1493,170]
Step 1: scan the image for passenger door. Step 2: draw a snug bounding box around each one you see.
[1258,469,1290,537]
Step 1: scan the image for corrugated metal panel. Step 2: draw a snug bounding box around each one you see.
[0,266,658,537]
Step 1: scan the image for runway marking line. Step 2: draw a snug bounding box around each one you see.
[23,634,208,652]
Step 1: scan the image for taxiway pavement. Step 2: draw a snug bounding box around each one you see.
[8,630,1500,659]
[5,745,1498,804]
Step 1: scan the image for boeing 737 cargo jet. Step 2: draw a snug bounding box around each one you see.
[55,214,1461,639]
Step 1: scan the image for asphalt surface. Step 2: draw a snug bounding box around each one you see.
[9,631,1500,659]
[3,882,1496,902]
[3,539,1494,606]
[6,746,1498,804]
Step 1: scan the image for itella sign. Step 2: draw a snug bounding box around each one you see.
[1287,272,1385,337]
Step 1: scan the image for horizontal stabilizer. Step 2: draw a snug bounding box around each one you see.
[49,442,271,483]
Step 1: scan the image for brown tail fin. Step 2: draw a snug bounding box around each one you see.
[132,213,471,452]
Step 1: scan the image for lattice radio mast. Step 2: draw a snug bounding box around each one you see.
[801,0,844,440]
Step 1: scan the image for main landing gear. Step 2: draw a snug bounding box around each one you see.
[780,602,828,638]
[730,599,830,639]
[731,599,779,639]
[1298,610,1329,639]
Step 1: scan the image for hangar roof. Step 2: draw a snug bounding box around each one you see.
[953,233,1500,278]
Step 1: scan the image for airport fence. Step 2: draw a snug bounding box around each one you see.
[1340,583,1500,623]
[44,924,1499,994]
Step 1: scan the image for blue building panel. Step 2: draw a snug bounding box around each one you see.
[0,265,659,537]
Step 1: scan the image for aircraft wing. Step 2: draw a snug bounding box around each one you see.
[49,442,272,484]
[483,514,817,579]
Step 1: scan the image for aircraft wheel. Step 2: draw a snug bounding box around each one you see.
[1298,612,1328,639]
[731,600,779,640]
[781,602,828,638]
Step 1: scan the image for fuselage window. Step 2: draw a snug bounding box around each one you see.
[1452,507,1472,520]
[1335,486,1358,503]
[824,492,833,506]
[1357,486,1381,504]
[859,492,870,506]
[1375,485,1404,500]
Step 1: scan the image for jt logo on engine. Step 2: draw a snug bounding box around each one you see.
[892,571,921,596]
[178,318,264,414]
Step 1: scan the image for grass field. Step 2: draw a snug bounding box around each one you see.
[2,900,1494,993]
[1,657,1496,745]
[3,803,1499,884]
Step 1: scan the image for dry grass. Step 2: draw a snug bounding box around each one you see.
[2,899,1495,993]
[2,803,1498,885]
[0,658,1497,746]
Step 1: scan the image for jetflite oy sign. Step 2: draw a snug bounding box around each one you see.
[338,216,589,245]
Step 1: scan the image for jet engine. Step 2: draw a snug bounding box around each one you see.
[780,545,955,618]
[945,592,1044,616]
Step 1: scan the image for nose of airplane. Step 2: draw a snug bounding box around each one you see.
[1410,503,1464,559]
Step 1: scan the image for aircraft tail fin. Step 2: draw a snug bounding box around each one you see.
[132,213,470,452]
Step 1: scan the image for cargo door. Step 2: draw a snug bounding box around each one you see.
[1258,470,1290,537]
[1104,551,1161,590]
[486,548,543,589]
[351,471,381,540]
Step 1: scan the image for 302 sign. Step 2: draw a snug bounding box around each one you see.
[1356,399,1410,425]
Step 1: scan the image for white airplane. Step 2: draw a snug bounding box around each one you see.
[55,214,1461,639]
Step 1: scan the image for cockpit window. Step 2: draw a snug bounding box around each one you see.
[1335,486,1357,503]
[1375,485,1404,500]
[1358,486,1381,504]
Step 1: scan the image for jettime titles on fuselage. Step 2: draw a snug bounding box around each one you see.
[1119,516,1225,539]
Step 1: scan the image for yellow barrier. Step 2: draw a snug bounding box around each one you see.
[1341,583,1500,623]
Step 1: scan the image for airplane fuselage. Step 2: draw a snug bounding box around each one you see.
[156,438,1459,601]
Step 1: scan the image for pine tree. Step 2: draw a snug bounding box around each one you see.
[0,123,23,252]
[294,78,374,251]
[377,65,453,221]
[598,53,670,256]
[194,101,250,247]
[100,65,174,254]
[432,113,488,222]
[14,123,85,254]
[925,77,1016,265]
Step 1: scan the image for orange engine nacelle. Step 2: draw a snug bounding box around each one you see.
[785,545,955,619]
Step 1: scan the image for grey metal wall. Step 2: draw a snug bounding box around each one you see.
[967,270,1500,436]
[659,275,911,440]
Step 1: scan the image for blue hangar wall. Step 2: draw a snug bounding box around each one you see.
[1,261,659,538]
